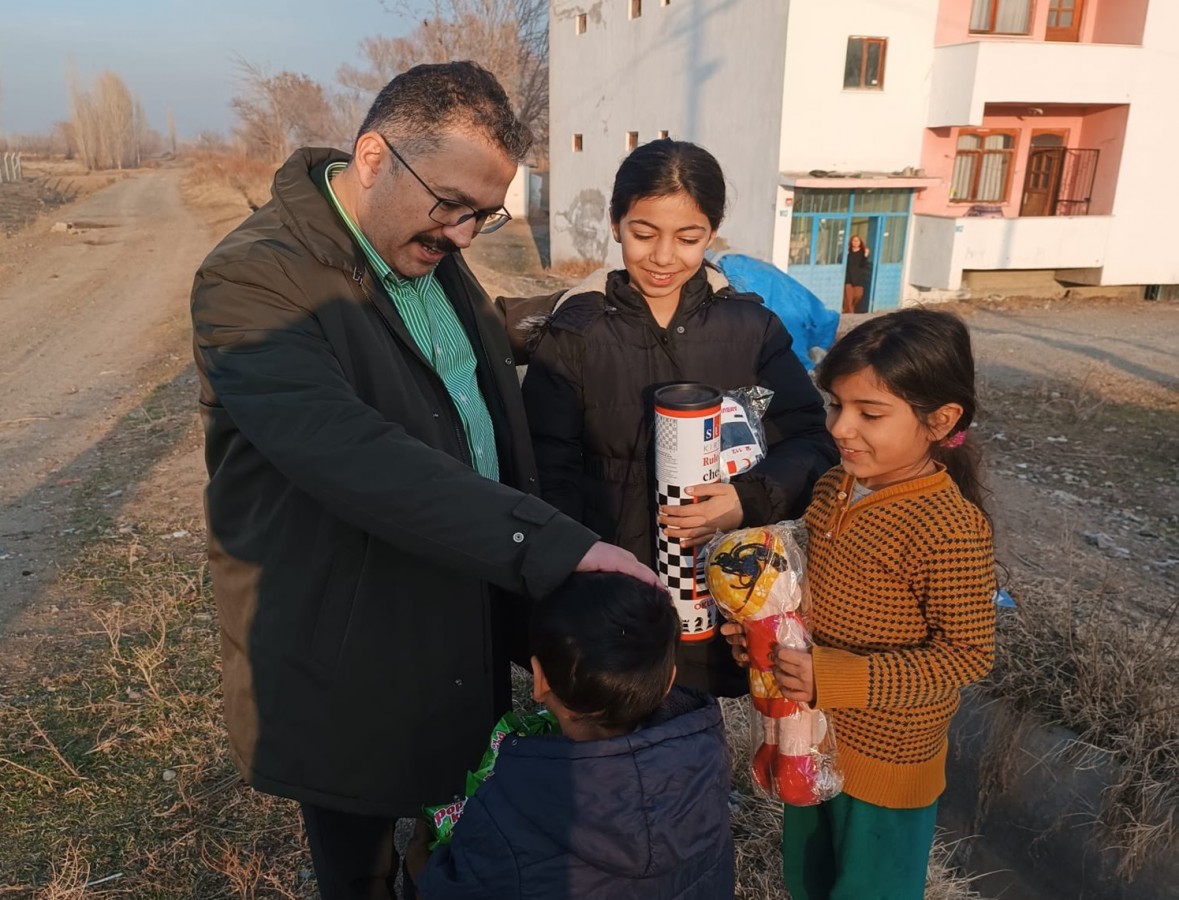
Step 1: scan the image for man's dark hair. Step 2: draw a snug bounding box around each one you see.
[531,573,679,732]
[356,61,533,163]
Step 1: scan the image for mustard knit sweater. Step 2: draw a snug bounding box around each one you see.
[805,467,996,809]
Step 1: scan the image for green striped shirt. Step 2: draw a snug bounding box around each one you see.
[322,162,499,480]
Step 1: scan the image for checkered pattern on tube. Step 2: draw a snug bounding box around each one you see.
[656,482,715,637]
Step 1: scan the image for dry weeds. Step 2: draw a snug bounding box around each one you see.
[181,153,275,231]
[987,574,1178,878]
[0,507,314,897]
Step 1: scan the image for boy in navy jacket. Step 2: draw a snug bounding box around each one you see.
[414,572,735,899]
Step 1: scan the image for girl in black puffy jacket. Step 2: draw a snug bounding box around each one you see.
[516,140,837,695]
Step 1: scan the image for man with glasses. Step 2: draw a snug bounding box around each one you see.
[192,62,656,900]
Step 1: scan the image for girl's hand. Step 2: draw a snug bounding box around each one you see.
[772,646,816,704]
[720,621,749,667]
[658,483,743,548]
[863,246,870,258]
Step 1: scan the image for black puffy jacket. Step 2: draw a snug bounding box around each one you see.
[518,266,837,695]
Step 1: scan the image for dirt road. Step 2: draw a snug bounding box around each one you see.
[0,168,207,632]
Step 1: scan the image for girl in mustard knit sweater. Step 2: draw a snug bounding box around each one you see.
[724,308,996,900]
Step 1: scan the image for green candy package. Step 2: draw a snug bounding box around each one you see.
[423,708,558,846]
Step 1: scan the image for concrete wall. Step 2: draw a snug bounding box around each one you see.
[1100,0,1179,285]
[777,0,938,174]
[928,40,1138,128]
[910,213,1112,290]
[548,0,788,266]
[1085,0,1149,45]
[504,164,530,220]
[1077,104,1129,218]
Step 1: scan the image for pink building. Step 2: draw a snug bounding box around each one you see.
[911,0,1172,296]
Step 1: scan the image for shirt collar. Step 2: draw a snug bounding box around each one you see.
[321,161,407,288]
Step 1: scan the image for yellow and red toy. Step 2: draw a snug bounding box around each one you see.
[706,524,842,806]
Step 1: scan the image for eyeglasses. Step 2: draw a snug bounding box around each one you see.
[378,134,512,235]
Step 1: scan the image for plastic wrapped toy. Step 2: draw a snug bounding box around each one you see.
[705,523,842,806]
[719,386,773,482]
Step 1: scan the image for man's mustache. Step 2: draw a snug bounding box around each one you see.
[415,234,460,255]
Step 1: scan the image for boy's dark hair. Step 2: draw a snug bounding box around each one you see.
[531,573,679,732]
[610,139,726,230]
[816,307,988,515]
[356,61,533,164]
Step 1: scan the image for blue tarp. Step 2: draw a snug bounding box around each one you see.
[714,253,840,371]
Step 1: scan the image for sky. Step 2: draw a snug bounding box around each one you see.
[0,0,419,139]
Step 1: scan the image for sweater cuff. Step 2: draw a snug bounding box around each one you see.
[813,645,870,709]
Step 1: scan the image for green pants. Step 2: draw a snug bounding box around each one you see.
[781,793,937,900]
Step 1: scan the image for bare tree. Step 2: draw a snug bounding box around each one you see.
[231,59,351,162]
[68,67,144,170]
[338,0,549,159]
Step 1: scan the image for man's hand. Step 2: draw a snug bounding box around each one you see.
[657,483,743,548]
[575,541,661,587]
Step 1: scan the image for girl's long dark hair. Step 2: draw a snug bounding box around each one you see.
[610,138,726,229]
[816,308,989,516]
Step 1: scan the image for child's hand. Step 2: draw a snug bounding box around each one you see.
[658,483,743,548]
[773,646,816,704]
[405,818,432,881]
[720,621,749,667]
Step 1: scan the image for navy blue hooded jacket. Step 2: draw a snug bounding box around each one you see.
[417,687,735,899]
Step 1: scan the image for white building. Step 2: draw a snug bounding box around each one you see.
[549,0,1178,310]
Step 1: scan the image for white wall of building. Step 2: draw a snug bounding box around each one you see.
[777,0,938,174]
[504,164,530,220]
[1099,1,1179,286]
[910,214,1113,291]
[927,41,1138,128]
[549,0,788,266]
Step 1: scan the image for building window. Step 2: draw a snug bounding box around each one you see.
[658,130,669,139]
[572,133,583,153]
[950,130,1017,202]
[629,0,641,19]
[844,37,887,90]
[575,13,586,34]
[626,131,639,152]
[970,0,1032,35]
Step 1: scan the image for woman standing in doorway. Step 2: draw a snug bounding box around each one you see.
[843,234,871,314]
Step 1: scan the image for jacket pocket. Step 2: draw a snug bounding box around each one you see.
[308,535,367,672]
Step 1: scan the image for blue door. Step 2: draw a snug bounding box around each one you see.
[787,189,912,312]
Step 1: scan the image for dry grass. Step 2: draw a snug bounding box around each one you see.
[0,502,313,897]
[180,153,275,231]
[987,574,1178,878]
[0,518,987,898]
